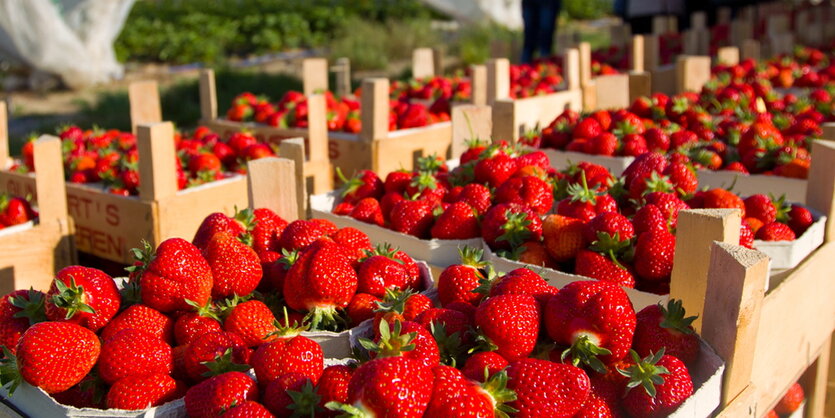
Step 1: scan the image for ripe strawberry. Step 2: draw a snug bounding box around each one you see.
[487,268,557,307]
[44,266,120,332]
[697,188,746,217]
[739,223,755,249]
[98,329,173,385]
[222,401,275,417]
[331,227,373,259]
[101,304,174,344]
[105,373,184,410]
[389,199,434,238]
[328,356,433,417]
[664,162,697,196]
[583,212,635,244]
[541,214,585,262]
[634,229,676,282]
[756,222,796,241]
[425,366,516,417]
[455,183,492,214]
[475,294,540,362]
[349,197,385,227]
[252,334,324,385]
[276,220,328,252]
[574,249,636,288]
[204,232,262,299]
[0,322,100,394]
[494,175,554,215]
[338,169,384,205]
[283,240,358,330]
[623,153,668,192]
[192,212,249,250]
[373,289,432,330]
[644,128,670,152]
[184,331,251,381]
[633,204,667,234]
[438,247,488,307]
[775,382,804,415]
[346,293,381,326]
[185,372,259,418]
[574,376,625,418]
[545,280,637,371]
[384,170,413,194]
[316,364,353,413]
[573,117,603,139]
[506,358,590,417]
[263,373,316,416]
[644,192,689,228]
[250,208,288,255]
[430,201,480,239]
[404,172,447,204]
[461,351,509,382]
[474,150,519,188]
[633,300,699,364]
[588,132,618,156]
[0,289,45,355]
[620,350,693,418]
[223,299,279,347]
[787,204,814,236]
[132,238,213,313]
[175,308,222,346]
[744,194,777,224]
[363,320,440,368]
[481,203,542,251]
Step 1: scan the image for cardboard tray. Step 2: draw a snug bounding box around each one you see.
[0,221,35,238]
[310,191,484,267]
[753,208,826,272]
[537,148,635,176]
[696,169,808,204]
[0,384,184,418]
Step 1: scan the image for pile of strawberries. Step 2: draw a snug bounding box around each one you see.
[10,126,275,196]
[0,193,36,231]
[766,382,806,417]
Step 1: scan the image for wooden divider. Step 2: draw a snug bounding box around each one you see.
[302,58,328,95]
[0,101,8,170]
[470,64,487,107]
[451,105,491,160]
[412,48,435,79]
[486,58,510,104]
[332,58,352,98]
[247,156,298,222]
[137,123,178,202]
[128,80,162,133]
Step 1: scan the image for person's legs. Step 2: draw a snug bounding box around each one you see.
[521,1,540,63]
[537,0,561,59]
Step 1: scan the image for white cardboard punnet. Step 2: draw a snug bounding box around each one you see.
[753,209,825,271]
[696,169,808,204]
[538,148,635,176]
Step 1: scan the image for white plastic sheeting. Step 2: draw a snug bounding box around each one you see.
[0,0,135,88]
[420,0,524,29]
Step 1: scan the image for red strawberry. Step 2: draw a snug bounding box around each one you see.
[697,188,746,217]
[455,183,492,214]
[574,376,625,418]
[390,199,434,238]
[481,203,542,251]
[474,151,518,188]
[574,249,636,288]
[573,117,603,139]
[588,133,618,156]
[787,204,814,236]
[132,238,213,313]
[775,382,804,415]
[506,358,590,417]
[105,373,184,410]
[743,194,777,224]
[384,170,413,194]
[425,366,516,417]
[316,365,353,414]
[349,197,385,226]
[0,290,45,355]
[623,153,668,192]
[541,214,585,262]
[487,268,557,307]
[357,245,410,297]
[545,281,637,372]
[101,304,174,345]
[739,223,755,248]
[252,334,324,385]
[204,232,262,299]
[756,222,796,241]
[184,331,251,381]
[250,208,288,255]
[185,372,259,418]
[438,247,488,307]
[644,128,670,152]
[475,294,540,361]
[664,162,697,196]
[276,220,328,252]
[494,176,554,215]
[430,201,480,239]
[192,212,248,250]
[328,356,433,417]
[98,329,173,384]
[338,169,384,205]
[222,401,275,417]
[620,350,693,418]
[583,212,635,244]
[461,351,509,382]
[223,300,279,347]
[347,293,381,326]
[0,321,100,394]
[634,229,676,282]
[633,300,699,365]
[174,308,222,346]
[263,373,314,416]
[331,227,373,260]
[364,320,440,368]
[44,266,120,332]
[633,204,668,235]
[284,240,358,330]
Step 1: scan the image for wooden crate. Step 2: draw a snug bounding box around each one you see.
[0,131,76,293]
[197,62,454,178]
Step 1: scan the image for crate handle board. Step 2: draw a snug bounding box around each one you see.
[332,58,352,99]
[486,58,510,105]
[32,136,69,225]
[303,58,329,96]
[128,80,163,134]
[199,69,218,122]
[451,104,492,160]
[0,100,7,170]
[470,64,487,107]
[806,139,835,242]
[246,156,298,223]
[137,122,178,202]
[412,48,435,80]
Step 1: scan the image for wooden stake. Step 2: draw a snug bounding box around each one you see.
[277,139,306,218]
[632,35,645,73]
[32,136,68,224]
[470,65,487,106]
[564,48,581,91]
[701,242,769,409]
[801,337,831,418]
[137,122,178,202]
[302,58,329,96]
[676,55,711,93]
[451,105,492,160]
[306,94,329,164]
[805,139,835,242]
[628,71,651,103]
[333,58,352,98]
[0,100,7,170]
[741,39,761,61]
[592,75,630,110]
[718,7,732,24]
[644,34,660,71]
[360,78,389,144]
[691,11,707,29]
[652,15,669,34]
[412,48,435,79]
[199,69,217,121]
[578,42,592,87]
[486,59,510,104]
[433,48,444,77]
[247,157,298,222]
[669,209,741,332]
[717,47,741,65]
[128,80,162,134]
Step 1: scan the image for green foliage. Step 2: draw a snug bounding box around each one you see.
[327,17,441,71]
[563,0,613,21]
[453,23,521,65]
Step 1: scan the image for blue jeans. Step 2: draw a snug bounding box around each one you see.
[521,0,562,63]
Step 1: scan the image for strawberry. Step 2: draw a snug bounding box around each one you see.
[284,240,358,330]
[513,241,556,268]
[327,356,433,417]
[192,212,249,250]
[357,246,410,297]
[756,222,796,241]
[263,373,316,416]
[474,151,518,188]
[223,299,279,347]
[775,382,804,415]
[574,376,625,418]
[623,153,668,192]
[0,321,100,394]
[474,294,540,362]
[347,293,381,325]
[620,350,693,418]
[105,373,183,410]
[486,268,557,307]
[574,249,636,288]
[430,201,480,239]
[494,175,554,215]
[44,266,120,332]
[349,197,385,226]
[98,329,173,384]
[175,308,222,346]
[338,169,384,205]
[633,229,676,282]
[644,128,670,152]
[696,188,745,217]
[583,212,635,244]
[573,117,603,139]
[100,304,174,344]
[250,208,288,255]
[588,132,618,156]
[331,227,373,260]
[0,290,45,355]
[404,172,447,204]
[545,281,637,372]
[743,194,777,224]
[276,220,328,252]
[425,366,516,417]
[481,203,542,251]
[204,232,262,299]
[414,307,471,350]
[505,358,590,417]
[787,204,814,236]
[542,214,585,262]
[633,300,699,365]
[184,331,251,381]
[372,289,432,329]
[739,223,755,249]
[633,204,668,235]
[438,247,488,307]
[461,351,509,382]
[390,199,434,238]
[132,238,213,313]
[185,372,259,418]
[664,162,697,196]
[222,401,275,417]
[316,364,353,414]
[363,320,440,368]
[455,183,492,214]
[252,334,324,385]
[384,170,413,194]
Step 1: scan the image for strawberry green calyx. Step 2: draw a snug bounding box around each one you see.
[641,172,674,195]
[185,299,222,322]
[305,306,346,332]
[325,401,373,417]
[560,334,612,375]
[409,172,438,198]
[125,240,156,276]
[270,307,309,338]
[201,348,252,377]
[618,349,670,398]
[10,289,46,325]
[279,249,300,269]
[336,167,363,198]
[771,194,791,223]
[233,207,257,232]
[480,370,519,418]
[361,243,404,264]
[374,288,414,317]
[659,300,697,335]
[497,211,533,248]
[416,154,445,174]
[360,320,416,358]
[458,247,489,269]
[472,266,501,296]
[430,322,465,367]
[51,276,96,320]
[286,380,322,417]
[0,347,23,396]
[566,171,599,204]
[589,232,632,269]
